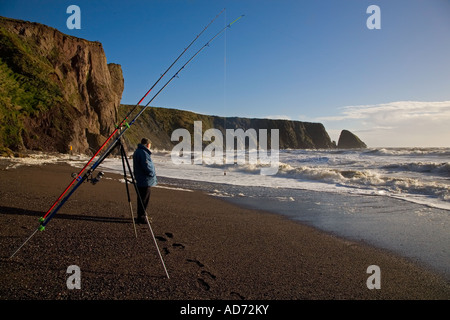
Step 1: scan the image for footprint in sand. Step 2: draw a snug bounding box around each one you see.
[186,259,218,292]
[157,234,237,295]
[187,258,204,268]
[201,270,216,280]
[197,278,210,291]
[230,291,245,300]
[159,237,242,297]
[165,232,173,239]
[156,232,185,255]
[172,243,185,249]
[187,259,243,298]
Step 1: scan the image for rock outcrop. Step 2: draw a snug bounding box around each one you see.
[0,16,124,154]
[337,130,367,149]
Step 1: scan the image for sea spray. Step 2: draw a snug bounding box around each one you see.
[170,121,280,175]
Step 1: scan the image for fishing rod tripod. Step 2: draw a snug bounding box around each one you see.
[9,138,170,279]
[113,138,170,279]
[8,10,243,278]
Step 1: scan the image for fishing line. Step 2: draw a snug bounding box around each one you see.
[10,12,244,261]
[40,8,226,223]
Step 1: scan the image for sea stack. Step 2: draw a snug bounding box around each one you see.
[337,130,367,149]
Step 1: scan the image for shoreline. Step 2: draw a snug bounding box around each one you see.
[222,188,450,281]
[0,162,449,300]
[147,175,450,281]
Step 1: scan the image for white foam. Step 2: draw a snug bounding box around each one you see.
[155,185,194,192]
[4,147,449,211]
[145,149,450,211]
[2,152,90,169]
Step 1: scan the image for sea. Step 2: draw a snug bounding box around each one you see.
[5,147,450,279]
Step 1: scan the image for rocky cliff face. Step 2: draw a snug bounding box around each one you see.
[0,16,124,154]
[0,16,365,156]
[119,106,336,151]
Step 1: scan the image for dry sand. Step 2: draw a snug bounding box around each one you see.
[1,162,449,304]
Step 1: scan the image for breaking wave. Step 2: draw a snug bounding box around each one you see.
[222,151,450,208]
[382,162,450,175]
[3,147,449,210]
[363,147,450,157]
[274,163,448,200]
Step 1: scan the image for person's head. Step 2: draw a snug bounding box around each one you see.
[141,138,151,149]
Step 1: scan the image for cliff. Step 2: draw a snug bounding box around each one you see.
[1,16,361,156]
[0,16,124,154]
[119,106,336,151]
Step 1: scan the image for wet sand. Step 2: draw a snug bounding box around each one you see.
[0,162,449,303]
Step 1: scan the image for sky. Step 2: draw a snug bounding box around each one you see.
[1,0,450,147]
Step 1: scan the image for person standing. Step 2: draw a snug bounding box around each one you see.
[133,138,157,224]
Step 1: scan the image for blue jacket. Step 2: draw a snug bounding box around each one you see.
[133,144,157,187]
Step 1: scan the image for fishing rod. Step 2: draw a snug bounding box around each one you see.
[9,13,244,259]
[81,14,245,179]
[40,14,244,228]
[37,8,225,228]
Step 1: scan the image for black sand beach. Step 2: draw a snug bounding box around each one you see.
[1,162,449,302]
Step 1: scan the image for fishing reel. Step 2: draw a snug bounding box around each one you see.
[89,171,104,185]
[71,171,105,185]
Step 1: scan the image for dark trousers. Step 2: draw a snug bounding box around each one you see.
[137,186,151,218]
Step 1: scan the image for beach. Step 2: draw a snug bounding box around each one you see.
[0,160,449,302]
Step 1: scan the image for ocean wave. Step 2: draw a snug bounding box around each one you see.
[3,152,90,169]
[270,163,450,203]
[5,149,449,210]
[382,162,450,175]
[364,147,450,157]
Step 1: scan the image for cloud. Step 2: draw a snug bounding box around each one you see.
[318,101,450,122]
[265,115,292,120]
[316,101,450,147]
